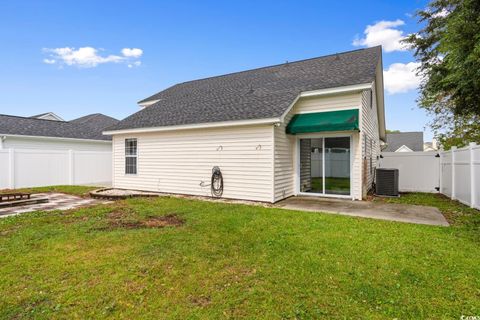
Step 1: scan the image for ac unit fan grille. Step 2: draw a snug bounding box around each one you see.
[376,168,399,196]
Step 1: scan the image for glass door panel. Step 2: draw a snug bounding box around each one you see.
[310,138,324,193]
[324,137,350,195]
[299,138,324,193]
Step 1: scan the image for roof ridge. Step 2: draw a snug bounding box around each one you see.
[138,46,381,103]
[0,113,66,122]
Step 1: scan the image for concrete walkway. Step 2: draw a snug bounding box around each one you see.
[0,193,110,218]
[276,196,449,226]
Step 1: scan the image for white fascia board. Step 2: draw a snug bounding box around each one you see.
[375,57,387,142]
[138,99,160,107]
[299,83,372,98]
[103,117,280,135]
[279,83,372,123]
[0,134,111,144]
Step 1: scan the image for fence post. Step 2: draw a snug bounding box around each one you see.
[68,149,74,185]
[451,146,457,200]
[438,150,443,193]
[470,142,476,208]
[8,148,15,189]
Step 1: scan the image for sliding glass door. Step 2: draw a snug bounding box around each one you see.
[299,136,351,196]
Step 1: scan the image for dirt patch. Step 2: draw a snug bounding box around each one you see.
[98,211,185,230]
[190,295,211,307]
[0,227,19,237]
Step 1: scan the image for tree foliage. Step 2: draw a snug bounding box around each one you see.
[404,0,480,148]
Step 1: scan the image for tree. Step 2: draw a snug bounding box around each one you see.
[404,0,480,148]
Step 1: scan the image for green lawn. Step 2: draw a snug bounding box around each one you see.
[0,190,479,319]
[311,177,350,194]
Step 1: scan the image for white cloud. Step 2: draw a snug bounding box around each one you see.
[353,19,408,52]
[128,61,142,68]
[432,8,449,18]
[122,48,143,58]
[383,62,421,94]
[43,47,143,68]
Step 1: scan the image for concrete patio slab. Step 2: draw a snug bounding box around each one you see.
[0,193,110,218]
[276,196,449,226]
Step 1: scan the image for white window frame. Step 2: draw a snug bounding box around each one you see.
[125,138,138,175]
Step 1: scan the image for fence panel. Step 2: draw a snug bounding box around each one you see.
[0,150,9,189]
[379,151,439,192]
[453,147,471,206]
[473,145,480,209]
[14,149,69,188]
[441,151,452,198]
[0,148,112,189]
[73,151,112,185]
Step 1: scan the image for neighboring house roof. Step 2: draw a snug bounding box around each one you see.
[107,46,382,132]
[0,113,118,141]
[384,132,424,152]
[30,112,64,121]
[395,145,414,152]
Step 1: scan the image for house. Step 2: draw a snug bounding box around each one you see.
[30,112,65,121]
[423,140,438,152]
[383,132,424,152]
[104,47,386,202]
[0,113,119,189]
[0,113,118,150]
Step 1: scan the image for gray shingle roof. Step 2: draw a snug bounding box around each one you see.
[0,113,118,141]
[108,46,381,131]
[384,132,424,152]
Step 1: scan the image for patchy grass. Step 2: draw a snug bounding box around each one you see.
[0,185,99,197]
[1,195,479,319]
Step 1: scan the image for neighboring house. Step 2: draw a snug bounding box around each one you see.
[104,47,386,202]
[423,140,438,152]
[384,132,424,152]
[30,112,64,121]
[0,113,118,150]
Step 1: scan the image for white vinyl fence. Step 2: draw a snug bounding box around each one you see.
[311,149,350,178]
[379,142,480,210]
[0,148,112,189]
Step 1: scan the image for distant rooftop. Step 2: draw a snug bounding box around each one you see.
[0,113,118,141]
[384,132,424,152]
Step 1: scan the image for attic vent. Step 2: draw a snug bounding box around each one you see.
[375,168,399,197]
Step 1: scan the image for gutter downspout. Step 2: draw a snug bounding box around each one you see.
[0,136,5,149]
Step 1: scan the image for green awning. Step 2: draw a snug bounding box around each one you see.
[286,109,359,134]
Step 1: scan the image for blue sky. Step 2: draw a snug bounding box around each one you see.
[0,0,433,140]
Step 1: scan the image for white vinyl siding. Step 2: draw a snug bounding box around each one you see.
[113,124,274,202]
[293,93,362,114]
[360,82,381,196]
[273,92,363,201]
[273,112,296,201]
